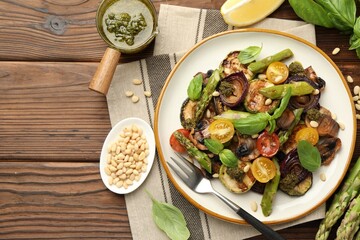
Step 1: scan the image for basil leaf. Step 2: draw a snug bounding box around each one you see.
[219,149,238,168]
[349,17,360,50]
[297,140,321,172]
[288,0,335,28]
[270,87,292,120]
[238,45,262,64]
[204,138,224,155]
[149,194,190,240]
[232,112,270,135]
[187,74,203,101]
[319,0,356,32]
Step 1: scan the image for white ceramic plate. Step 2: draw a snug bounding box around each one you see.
[154,29,357,224]
[100,117,155,194]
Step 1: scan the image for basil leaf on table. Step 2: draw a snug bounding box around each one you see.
[297,140,321,172]
[148,193,190,240]
[317,0,356,32]
[187,74,203,101]
[238,45,262,64]
[219,149,238,168]
[204,138,224,154]
[288,0,335,28]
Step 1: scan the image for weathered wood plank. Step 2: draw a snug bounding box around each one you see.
[0,61,110,161]
[0,162,131,239]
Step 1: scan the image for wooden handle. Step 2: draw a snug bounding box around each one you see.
[89,47,121,95]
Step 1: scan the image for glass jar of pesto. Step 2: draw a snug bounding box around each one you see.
[96,0,158,54]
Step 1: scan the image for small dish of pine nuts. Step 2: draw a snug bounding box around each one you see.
[99,117,155,194]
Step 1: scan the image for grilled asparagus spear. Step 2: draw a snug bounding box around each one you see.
[315,157,360,240]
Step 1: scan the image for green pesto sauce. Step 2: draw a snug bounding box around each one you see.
[102,0,153,49]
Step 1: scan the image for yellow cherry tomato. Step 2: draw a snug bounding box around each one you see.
[266,62,289,84]
[208,119,235,143]
[251,157,276,183]
[295,127,319,145]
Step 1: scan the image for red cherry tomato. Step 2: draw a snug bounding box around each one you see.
[256,131,280,157]
[170,129,190,153]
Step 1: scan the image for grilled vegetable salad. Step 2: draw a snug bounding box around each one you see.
[169,47,342,217]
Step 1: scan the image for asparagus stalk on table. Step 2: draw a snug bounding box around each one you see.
[335,194,360,240]
[315,157,360,240]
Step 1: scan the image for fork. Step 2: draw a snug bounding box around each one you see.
[168,153,285,240]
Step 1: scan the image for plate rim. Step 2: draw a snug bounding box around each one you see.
[154,28,357,224]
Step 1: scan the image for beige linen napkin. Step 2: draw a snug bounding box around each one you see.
[106,4,323,240]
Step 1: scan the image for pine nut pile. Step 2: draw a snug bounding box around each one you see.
[104,124,150,189]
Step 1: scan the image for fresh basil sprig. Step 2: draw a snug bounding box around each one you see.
[148,192,190,240]
[238,45,262,64]
[297,140,321,172]
[289,0,360,58]
[204,139,238,167]
[231,87,292,135]
[187,73,203,101]
[204,138,223,154]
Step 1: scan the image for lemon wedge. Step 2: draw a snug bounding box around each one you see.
[220,0,285,27]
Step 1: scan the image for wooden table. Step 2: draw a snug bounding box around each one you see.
[0,1,359,239]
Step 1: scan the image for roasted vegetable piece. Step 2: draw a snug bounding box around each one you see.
[261,158,281,217]
[219,72,249,107]
[316,137,342,165]
[316,157,360,240]
[173,130,212,173]
[247,48,294,74]
[244,80,280,113]
[218,161,256,193]
[180,98,197,129]
[279,149,312,196]
[221,51,252,79]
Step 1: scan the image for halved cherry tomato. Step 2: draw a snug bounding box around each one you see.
[295,127,319,145]
[256,131,280,157]
[208,119,235,143]
[266,62,289,84]
[251,157,277,183]
[170,129,190,153]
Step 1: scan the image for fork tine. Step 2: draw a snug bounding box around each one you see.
[173,152,198,171]
[170,156,193,177]
[167,161,189,183]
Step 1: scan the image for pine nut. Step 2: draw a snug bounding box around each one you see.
[144,91,152,97]
[356,104,360,111]
[338,121,345,130]
[347,75,354,83]
[131,95,139,103]
[132,78,142,85]
[250,201,258,212]
[212,91,220,97]
[258,74,267,80]
[310,121,319,128]
[264,98,272,106]
[354,86,360,95]
[320,173,326,182]
[105,167,111,176]
[312,89,320,95]
[125,91,134,97]
[356,114,360,120]
[332,47,340,55]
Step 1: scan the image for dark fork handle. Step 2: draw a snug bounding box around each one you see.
[236,208,285,240]
[212,190,285,240]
